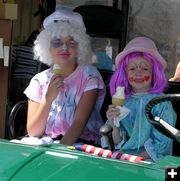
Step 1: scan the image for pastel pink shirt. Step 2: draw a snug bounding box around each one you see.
[24,65,106,144]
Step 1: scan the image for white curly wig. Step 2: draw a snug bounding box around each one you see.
[34,8,92,66]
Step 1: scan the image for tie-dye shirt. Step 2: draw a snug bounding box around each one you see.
[24,64,106,144]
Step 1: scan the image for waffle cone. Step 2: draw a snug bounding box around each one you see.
[51,69,61,75]
[112,97,125,106]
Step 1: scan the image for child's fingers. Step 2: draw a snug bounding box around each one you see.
[106,106,120,121]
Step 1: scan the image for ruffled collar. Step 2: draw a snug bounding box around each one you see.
[132,92,149,97]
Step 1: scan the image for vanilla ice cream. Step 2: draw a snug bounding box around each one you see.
[51,64,61,74]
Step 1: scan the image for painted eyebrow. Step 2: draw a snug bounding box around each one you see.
[128,62,151,66]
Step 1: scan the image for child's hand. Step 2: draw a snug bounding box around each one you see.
[45,74,64,103]
[106,105,121,122]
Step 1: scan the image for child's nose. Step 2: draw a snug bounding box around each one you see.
[135,67,142,75]
[62,43,68,51]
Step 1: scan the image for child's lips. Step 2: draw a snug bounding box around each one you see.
[57,52,70,57]
[134,78,144,83]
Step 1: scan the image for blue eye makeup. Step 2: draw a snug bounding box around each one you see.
[51,39,62,48]
[51,39,77,49]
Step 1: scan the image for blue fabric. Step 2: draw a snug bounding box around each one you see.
[94,51,113,70]
[115,93,176,162]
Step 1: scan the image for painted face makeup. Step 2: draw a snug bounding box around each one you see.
[144,75,150,81]
[51,39,77,50]
[126,57,152,93]
[128,75,150,83]
[49,37,78,65]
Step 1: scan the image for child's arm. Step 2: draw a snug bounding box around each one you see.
[27,99,51,137]
[27,74,64,137]
[108,121,122,144]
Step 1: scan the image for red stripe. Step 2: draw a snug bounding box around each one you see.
[82,144,88,152]
[98,149,105,156]
[107,151,112,158]
[90,146,96,154]
[134,156,144,162]
[115,152,123,159]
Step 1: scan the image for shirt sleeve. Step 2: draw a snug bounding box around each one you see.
[83,65,105,92]
[24,75,44,103]
[144,101,177,162]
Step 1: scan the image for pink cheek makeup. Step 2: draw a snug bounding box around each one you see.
[128,77,134,82]
[128,75,150,83]
[144,75,150,81]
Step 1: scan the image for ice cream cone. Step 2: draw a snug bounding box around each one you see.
[52,64,61,75]
[112,86,125,106]
[112,97,125,106]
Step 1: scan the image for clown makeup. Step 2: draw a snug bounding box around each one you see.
[51,38,77,50]
[126,56,152,93]
[50,36,78,66]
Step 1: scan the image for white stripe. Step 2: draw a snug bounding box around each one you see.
[129,155,136,162]
[86,145,93,153]
[102,150,111,157]
[94,148,102,155]
[120,153,128,160]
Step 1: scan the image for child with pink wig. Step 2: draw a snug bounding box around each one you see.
[103,37,176,162]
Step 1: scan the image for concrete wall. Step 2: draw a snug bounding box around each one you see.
[12,0,180,78]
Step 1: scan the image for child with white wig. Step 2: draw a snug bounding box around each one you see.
[34,7,92,66]
[23,7,106,146]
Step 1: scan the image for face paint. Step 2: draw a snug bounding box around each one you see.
[144,75,150,81]
[51,39,77,49]
[51,39,62,48]
[128,77,134,82]
[128,76,150,83]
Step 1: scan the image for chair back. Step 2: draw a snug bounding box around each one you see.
[74,0,129,52]
[7,100,28,139]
